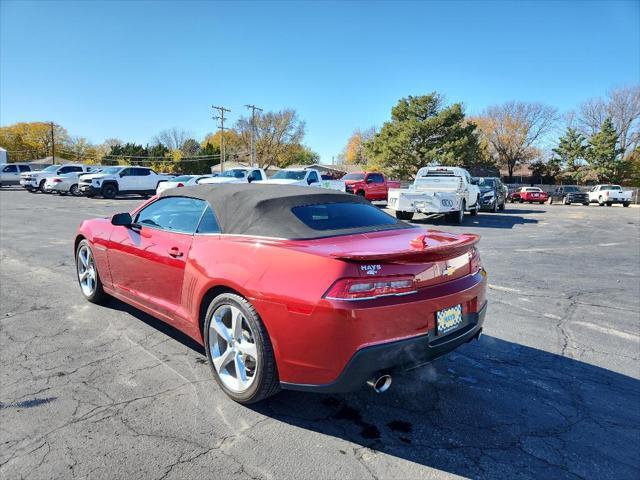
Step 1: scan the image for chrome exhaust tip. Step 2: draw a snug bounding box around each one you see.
[367,374,392,393]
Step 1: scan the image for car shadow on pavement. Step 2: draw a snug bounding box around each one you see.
[105,297,205,355]
[411,212,539,229]
[250,335,640,479]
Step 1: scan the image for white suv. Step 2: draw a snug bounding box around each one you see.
[79,166,174,199]
[20,164,91,192]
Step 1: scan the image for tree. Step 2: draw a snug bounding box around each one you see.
[281,144,319,166]
[576,85,640,158]
[475,101,558,181]
[201,129,244,161]
[235,109,306,169]
[0,122,69,161]
[341,127,376,164]
[152,128,189,151]
[364,93,483,179]
[553,127,587,172]
[180,138,200,157]
[586,118,626,182]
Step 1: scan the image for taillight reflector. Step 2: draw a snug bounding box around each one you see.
[324,275,416,300]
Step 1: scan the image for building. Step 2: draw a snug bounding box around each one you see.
[0,147,7,163]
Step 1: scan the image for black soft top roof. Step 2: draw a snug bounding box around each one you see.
[159,183,412,239]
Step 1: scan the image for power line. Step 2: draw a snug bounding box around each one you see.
[244,104,263,167]
[212,105,231,172]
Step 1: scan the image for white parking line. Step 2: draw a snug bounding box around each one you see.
[572,321,639,341]
[489,284,523,293]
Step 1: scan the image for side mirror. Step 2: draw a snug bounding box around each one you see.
[111,212,133,226]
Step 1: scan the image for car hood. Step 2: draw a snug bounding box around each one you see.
[80,173,110,181]
[256,179,302,185]
[201,177,246,184]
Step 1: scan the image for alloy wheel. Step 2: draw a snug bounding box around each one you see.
[77,245,97,297]
[208,304,259,393]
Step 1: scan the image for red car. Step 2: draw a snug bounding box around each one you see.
[509,187,548,204]
[75,185,487,403]
[342,171,401,201]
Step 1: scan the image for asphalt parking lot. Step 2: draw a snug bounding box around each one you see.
[1,188,639,480]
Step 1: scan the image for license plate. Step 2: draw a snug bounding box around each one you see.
[436,304,463,335]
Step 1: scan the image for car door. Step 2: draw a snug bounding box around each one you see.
[1,164,19,183]
[369,173,384,199]
[135,168,155,191]
[107,196,206,319]
[117,167,137,191]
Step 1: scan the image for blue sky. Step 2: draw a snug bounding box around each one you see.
[1,0,638,162]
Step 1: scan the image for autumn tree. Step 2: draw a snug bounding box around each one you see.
[201,129,244,161]
[475,101,557,181]
[341,127,376,164]
[180,138,200,157]
[235,109,306,169]
[0,122,69,161]
[364,93,483,179]
[152,128,190,152]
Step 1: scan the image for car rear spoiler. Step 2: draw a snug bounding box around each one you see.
[329,233,480,263]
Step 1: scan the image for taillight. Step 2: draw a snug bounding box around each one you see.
[324,275,416,300]
[469,246,482,273]
[177,183,184,187]
[53,178,62,183]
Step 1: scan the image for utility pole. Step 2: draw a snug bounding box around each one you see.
[50,122,55,164]
[244,104,262,167]
[212,105,231,172]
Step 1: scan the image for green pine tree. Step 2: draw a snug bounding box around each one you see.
[553,127,587,172]
[586,118,625,182]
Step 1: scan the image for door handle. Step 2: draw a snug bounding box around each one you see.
[168,247,183,258]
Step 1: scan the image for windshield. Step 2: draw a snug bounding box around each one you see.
[474,178,496,187]
[220,169,247,178]
[564,186,580,192]
[272,170,306,180]
[601,185,621,191]
[342,173,365,181]
[42,165,59,172]
[101,167,123,174]
[172,175,194,182]
[524,187,542,192]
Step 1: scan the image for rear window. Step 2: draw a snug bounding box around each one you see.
[291,202,398,231]
[342,173,365,181]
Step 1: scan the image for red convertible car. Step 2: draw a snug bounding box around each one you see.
[509,186,548,204]
[75,185,487,403]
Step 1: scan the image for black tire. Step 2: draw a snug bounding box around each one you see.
[539,201,544,204]
[75,239,108,304]
[38,180,46,192]
[395,210,414,221]
[548,197,553,205]
[499,201,505,211]
[70,184,80,196]
[583,202,589,206]
[623,202,630,208]
[562,197,570,205]
[606,202,612,207]
[449,201,465,224]
[469,198,479,216]
[491,199,498,213]
[101,183,117,199]
[356,190,366,197]
[520,199,524,203]
[598,196,605,206]
[203,293,280,404]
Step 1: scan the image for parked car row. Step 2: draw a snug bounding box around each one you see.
[509,184,633,207]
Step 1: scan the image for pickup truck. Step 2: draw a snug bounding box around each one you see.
[588,185,633,207]
[257,168,345,191]
[20,164,92,192]
[78,166,174,199]
[199,167,266,184]
[342,171,401,201]
[387,166,481,224]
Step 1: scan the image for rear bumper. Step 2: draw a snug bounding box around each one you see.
[281,301,487,393]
